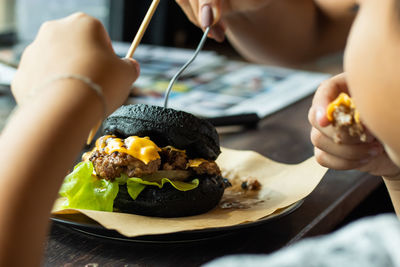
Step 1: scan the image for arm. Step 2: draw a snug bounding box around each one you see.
[176,0,357,64]
[0,13,139,266]
[0,79,104,267]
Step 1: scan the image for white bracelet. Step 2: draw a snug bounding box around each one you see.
[29,74,107,118]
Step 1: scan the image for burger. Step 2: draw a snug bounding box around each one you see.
[59,104,227,217]
[326,92,367,142]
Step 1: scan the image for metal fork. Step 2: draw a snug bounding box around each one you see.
[163,27,211,108]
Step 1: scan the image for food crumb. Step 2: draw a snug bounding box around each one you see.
[241,177,262,191]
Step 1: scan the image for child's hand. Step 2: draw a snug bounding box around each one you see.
[12,13,140,115]
[308,73,400,178]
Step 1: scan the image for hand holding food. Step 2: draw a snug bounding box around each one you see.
[12,12,140,115]
[326,92,366,143]
[175,0,272,42]
[308,73,400,177]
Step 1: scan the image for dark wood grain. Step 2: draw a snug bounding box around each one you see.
[43,96,385,267]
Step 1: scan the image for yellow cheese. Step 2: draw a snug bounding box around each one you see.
[354,110,361,124]
[326,93,357,122]
[163,146,186,153]
[95,135,114,149]
[188,158,208,168]
[95,135,161,164]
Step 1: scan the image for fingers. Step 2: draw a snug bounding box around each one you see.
[200,4,225,41]
[121,58,141,85]
[176,0,225,41]
[308,72,375,144]
[311,73,349,127]
[312,73,349,107]
[311,122,382,171]
[314,147,366,170]
[200,0,225,41]
[67,13,112,49]
[308,107,374,145]
[176,0,199,27]
[201,4,214,28]
[315,140,400,176]
[199,0,222,26]
[209,22,226,42]
[309,72,391,175]
[311,127,382,161]
[357,152,400,177]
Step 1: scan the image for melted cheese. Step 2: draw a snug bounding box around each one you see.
[188,158,208,168]
[326,93,360,123]
[354,110,361,124]
[95,135,161,164]
[95,135,115,149]
[163,146,186,153]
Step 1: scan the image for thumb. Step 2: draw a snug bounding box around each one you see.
[316,106,331,127]
[121,58,140,84]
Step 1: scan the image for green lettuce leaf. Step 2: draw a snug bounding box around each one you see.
[59,162,200,211]
[126,178,200,200]
[59,162,119,212]
[115,173,129,185]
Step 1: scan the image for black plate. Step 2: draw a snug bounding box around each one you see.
[51,200,303,244]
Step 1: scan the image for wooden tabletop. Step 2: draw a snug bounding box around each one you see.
[43,95,383,267]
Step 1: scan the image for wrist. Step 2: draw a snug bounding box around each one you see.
[22,77,105,133]
[0,76,104,190]
[29,74,106,119]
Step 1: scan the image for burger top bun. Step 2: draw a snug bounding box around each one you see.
[103,104,221,160]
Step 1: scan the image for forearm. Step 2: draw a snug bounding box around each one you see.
[0,80,103,266]
[383,176,400,218]
[224,0,356,64]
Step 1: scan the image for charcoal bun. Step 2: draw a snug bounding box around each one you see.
[114,175,225,217]
[103,104,221,160]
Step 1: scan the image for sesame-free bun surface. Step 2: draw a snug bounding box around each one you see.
[103,104,221,160]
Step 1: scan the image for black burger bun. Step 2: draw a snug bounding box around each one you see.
[102,104,226,218]
[114,175,225,217]
[103,104,221,160]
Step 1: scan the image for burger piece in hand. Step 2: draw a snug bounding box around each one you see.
[326,93,367,142]
[61,104,226,217]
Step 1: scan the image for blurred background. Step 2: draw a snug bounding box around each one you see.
[0,0,225,129]
[0,0,336,124]
[0,0,232,55]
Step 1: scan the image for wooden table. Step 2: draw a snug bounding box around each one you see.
[43,95,384,267]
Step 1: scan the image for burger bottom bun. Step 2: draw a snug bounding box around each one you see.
[114,175,225,217]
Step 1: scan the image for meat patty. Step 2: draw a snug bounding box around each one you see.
[333,105,366,142]
[89,151,161,180]
[160,147,188,171]
[88,142,221,180]
[192,161,221,176]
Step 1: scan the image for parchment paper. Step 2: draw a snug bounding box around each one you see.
[52,148,327,237]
